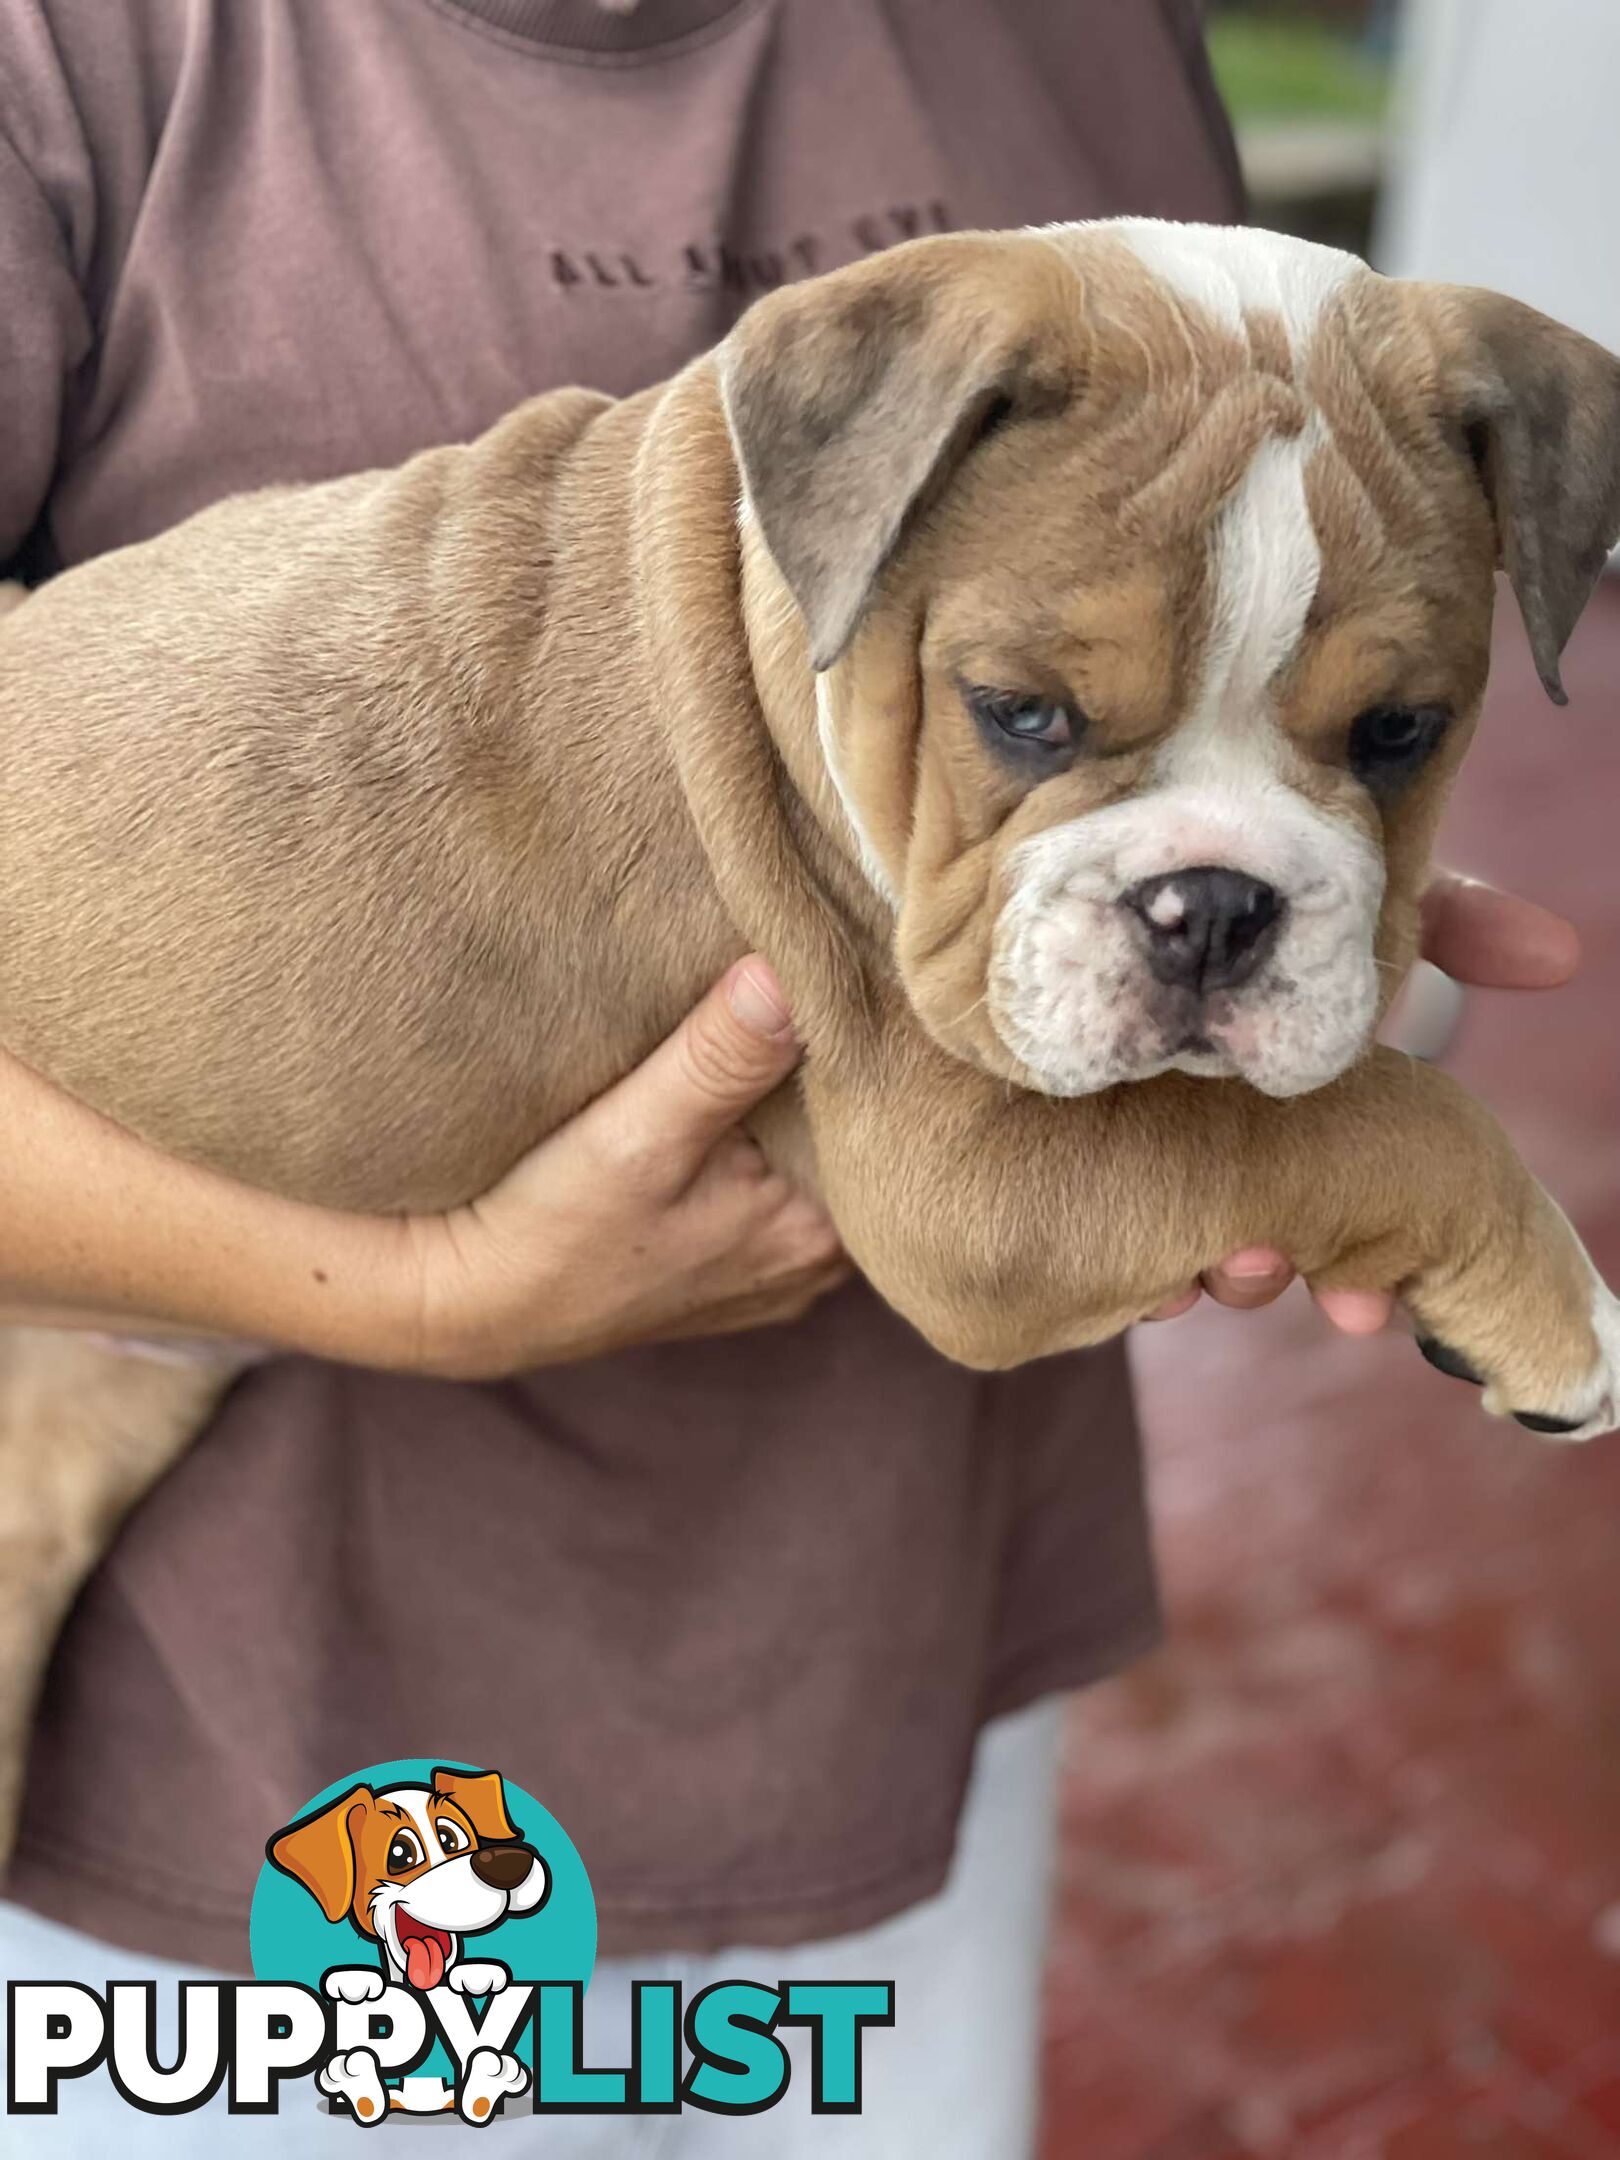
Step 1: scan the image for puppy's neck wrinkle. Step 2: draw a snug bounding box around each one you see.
[737,526,900,921]
[633,361,885,1048]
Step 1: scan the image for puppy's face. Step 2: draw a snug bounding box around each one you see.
[268,1766,549,1991]
[860,234,1493,1097]
[724,223,1620,1096]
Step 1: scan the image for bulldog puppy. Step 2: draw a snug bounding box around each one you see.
[2,221,1619,1861]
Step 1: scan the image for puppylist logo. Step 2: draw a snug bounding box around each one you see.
[6,1758,894,2126]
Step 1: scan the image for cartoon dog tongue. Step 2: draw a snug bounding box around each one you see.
[403,1927,447,1990]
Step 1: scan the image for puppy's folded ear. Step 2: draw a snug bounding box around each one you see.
[1440,286,1620,704]
[267,1786,373,1923]
[716,232,1076,671]
[431,1764,519,1843]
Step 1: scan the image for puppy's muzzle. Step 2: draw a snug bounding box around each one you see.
[1123,867,1286,996]
[471,1843,539,1892]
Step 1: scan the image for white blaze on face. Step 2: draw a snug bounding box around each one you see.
[389,1788,439,1845]
[1101,219,1359,358]
[1181,429,1325,767]
[989,232,1386,1097]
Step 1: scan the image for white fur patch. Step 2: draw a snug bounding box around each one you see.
[1106,219,1358,360]
[387,1788,438,1851]
[1165,424,1326,783]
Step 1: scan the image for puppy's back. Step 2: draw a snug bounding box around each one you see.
[0,384,720,1210]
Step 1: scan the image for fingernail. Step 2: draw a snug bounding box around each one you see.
[1222,1248,1287,1281]
[1321,1290,1392,1337]
[727,960,796,1041]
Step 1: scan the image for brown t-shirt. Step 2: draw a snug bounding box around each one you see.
[0,0,1241,1964]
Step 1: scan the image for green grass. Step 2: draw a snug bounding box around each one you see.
[1207,13,1390,125]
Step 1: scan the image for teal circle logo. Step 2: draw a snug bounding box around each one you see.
[249,1759,594,2110]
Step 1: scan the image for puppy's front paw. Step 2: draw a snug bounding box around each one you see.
[446,1959,509,1997]
[318,2046,388,2125]
[1419,1275,1620,1441]
[323,1967,387,2005]
[458,2046,529,2125]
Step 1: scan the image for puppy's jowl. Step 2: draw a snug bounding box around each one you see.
[2,219,1619,1854]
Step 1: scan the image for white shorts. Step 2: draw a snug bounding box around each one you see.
[0,1696,1062,2159]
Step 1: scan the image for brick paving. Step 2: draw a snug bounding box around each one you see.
[1040,585,1620,2159]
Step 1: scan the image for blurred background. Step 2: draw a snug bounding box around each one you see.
[1207,0,1396,257]
[1039,4,1620,2155]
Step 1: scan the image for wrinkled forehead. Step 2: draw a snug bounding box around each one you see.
[1073,219,1366,363]
[924,222,1488,681]
[1041,220,1450,465]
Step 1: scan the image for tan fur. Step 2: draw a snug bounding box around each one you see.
[3,225,1619,1862]
[0,1332,232,1851]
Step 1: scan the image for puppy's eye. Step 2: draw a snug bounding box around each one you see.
[435,1819,470,1856]
[966,685,1081,751]
[386,1830,424,1874]
[1348,705,1449,788]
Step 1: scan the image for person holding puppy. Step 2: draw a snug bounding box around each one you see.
[0,1,1581,2151]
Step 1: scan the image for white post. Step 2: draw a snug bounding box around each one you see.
[1377,0,1620,355]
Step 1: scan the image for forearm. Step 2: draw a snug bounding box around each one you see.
[0,1045,418,1365]
[808,1027,1521,1366]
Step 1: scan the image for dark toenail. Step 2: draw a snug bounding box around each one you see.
[1418,1337,1485,1387]
[1514,1411,1585,1435]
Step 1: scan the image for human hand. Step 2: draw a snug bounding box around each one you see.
[1145,873,1581,1333]
[402,958,849,1379]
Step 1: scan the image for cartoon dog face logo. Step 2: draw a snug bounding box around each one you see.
[268,1765,550,1992]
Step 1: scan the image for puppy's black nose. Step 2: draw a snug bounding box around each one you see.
[470,1843,536,1892]
[1124,867,1284,994]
